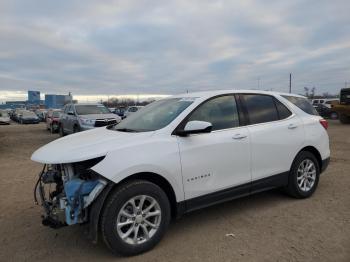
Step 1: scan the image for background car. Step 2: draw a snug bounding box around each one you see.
[18,110,40,124]
[10,108,23,122]
[123,105,144,118]
[114,107,126,118]
[311,98,339,108]
[59,103,121,135]
[315,104,338,119]
[0,110,10,124]
[46,110,62,133]
[35,110,47,122]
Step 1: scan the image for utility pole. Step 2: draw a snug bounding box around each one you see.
[289,73,292,93]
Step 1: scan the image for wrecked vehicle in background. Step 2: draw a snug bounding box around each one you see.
[46,110,62,133]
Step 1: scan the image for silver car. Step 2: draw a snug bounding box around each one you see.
[59,103,121,136]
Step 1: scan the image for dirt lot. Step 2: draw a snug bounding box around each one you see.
[0,121,349,262]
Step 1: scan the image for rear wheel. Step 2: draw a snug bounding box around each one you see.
[101,180,171,256]
[285,151,320,198]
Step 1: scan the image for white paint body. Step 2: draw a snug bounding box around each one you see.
[31,90,330,203]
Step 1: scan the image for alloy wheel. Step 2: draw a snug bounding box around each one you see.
[116,195,161,245]
[297,159,316,192]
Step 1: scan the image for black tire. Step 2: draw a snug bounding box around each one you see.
[59,125,65,136]
[285,151,320,198]
[73,125,80,133]
[339,114,350,124]
[50,124,54,133]
[101,180,171,256]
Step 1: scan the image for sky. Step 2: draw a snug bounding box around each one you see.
[0,0,349,102]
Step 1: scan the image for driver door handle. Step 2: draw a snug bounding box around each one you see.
[288,123,298,129]
[232,133,247,140]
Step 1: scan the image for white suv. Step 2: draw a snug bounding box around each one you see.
[31,90,330,256]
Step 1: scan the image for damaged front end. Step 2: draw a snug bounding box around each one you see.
[34,157,108,229]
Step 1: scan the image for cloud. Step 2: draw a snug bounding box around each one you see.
[0,0,349,102]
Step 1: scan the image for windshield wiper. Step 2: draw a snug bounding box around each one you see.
[115,128,139,132]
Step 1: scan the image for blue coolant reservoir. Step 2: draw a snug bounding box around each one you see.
[64,178,100,225]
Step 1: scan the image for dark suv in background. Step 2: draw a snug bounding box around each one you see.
[59,103,121,136]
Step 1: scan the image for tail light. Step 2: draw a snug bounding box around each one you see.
[319,119,328,130]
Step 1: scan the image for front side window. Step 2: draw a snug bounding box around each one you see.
[242,94,279,124]
[187,95,239,131]
[282,96,318,115]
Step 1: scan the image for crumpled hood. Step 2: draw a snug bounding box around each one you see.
[31,127,153,164]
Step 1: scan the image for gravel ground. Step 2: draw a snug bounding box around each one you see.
[0,121,349,262]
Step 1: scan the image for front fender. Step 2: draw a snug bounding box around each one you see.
[91,137,184,202]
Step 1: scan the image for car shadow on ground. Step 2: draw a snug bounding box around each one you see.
[51,188,293,259]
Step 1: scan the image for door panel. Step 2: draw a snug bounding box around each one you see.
[177,127,251,200]
[247,117,304,180]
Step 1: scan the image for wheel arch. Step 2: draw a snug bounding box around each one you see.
[88,172,179,244]
[118,172,178,219]
[294,146,322,171]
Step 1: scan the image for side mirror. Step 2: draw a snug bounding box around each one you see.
[176,120,212,136]
[67,111,75,116]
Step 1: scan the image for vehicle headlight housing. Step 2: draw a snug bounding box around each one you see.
[79,117,95,126]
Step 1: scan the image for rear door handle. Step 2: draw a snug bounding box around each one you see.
[288,123,298,129]
[232,134,247,140]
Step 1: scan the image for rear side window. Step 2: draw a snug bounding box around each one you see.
[282,96,318,115]
[242,94,279,124]
[188,95,239,131]
[275,99,292,119]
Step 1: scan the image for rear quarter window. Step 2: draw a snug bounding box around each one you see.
[275,99,292,119]
[282,96,318,115]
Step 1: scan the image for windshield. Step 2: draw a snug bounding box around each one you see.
[52,111,61,117]
[75,105,110,115]
[114,98,195,132]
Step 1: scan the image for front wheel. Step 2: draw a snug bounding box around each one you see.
[59,125,65,136]
[285,151,320,198]
[101,180,171,256]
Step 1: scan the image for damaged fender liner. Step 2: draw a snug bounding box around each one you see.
[87,182,115,244]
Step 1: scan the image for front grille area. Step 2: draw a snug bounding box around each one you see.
[94,118,117,127]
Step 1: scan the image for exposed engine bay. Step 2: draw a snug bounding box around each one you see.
[34,157,107,229]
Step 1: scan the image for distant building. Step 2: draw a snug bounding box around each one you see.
[45,94,72,109]
[28,91,41,105]
[4,101,26,109]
